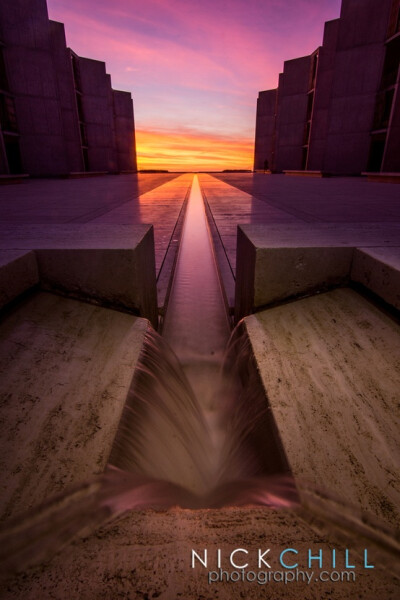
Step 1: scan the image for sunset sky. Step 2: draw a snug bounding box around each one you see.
[46,0,342,171]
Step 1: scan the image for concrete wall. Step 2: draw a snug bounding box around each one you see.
[383,85,400,172]
[113,90,137,172]
[307,19,340,171]
[0,135,9,174]
[381,14,400,173]
[49,21,84,173]
[274,56,312,172]
[253,89,277,171]
[0,0,69,176]
[271,73,284,172]
[78,58,117,173]
[323,0,393,174]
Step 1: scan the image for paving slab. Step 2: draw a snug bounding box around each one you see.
[213,173,400,223]
[0,224,158,327]
[0,173,179,225]
[0,291,150,521]
[242,287,400,528]
[0,174,193,315]
[90,173,193,279]
[198,175,400,305]
[234,223,400,321]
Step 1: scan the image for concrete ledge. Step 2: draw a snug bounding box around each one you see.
[156,188,190,318]
[0,292,150,520]
[243,287,400,527]
[66,171,109,179]
[0,224,158,327]
[362,172,400,184]
[283,170,329,177]
[0,174,29,185]
[235,224,400,322]
[0,250,39,309]
[352,247,400,310]
[138,169,169,174]
[203,192,235,314]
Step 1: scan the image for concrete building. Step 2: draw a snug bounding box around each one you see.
[0,0,137,177]
[274,53,314,173]
[253,89,277,171]
[254,0,400,175]
[306,19,340,172]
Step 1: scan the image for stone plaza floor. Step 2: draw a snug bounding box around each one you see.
[199,173,400,272]
[0,173,399,599]
[1,171,399,277]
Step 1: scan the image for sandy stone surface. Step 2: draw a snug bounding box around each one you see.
[1,506,399,599]
[244,287,400,527]
[0,291,149,521]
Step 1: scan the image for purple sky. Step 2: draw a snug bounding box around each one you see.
[46,0,342,169]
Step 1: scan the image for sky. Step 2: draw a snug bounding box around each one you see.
[46,0,342,171]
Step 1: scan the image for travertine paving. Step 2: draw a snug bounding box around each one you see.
[0,292,149,522]
[0,173,191,276]
[199,173,400,276]
[0,174,179,225]
[243,288,400,528]
[2,507,399,599]
[214,173,400,223]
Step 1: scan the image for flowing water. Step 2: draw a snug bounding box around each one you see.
[109,175,292,495]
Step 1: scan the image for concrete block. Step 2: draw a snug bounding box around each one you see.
[235,225,353,321]
[0,291,149,520]
[234,224,400,322]
[0,224,158,327]
[363,173,400,184]
[283,170,328,177]
[0,175,29,184]
[0,250,39,309]
[243,287,400,527]
[352,247,400,310]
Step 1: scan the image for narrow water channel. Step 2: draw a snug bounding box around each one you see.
[162,175,230,364]
[162,175,232,480]
[109,173,292,496]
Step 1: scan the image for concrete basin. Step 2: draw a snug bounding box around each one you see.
[0,291,150,521]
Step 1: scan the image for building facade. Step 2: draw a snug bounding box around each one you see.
[0,0,137,177]
[254,0,400,175]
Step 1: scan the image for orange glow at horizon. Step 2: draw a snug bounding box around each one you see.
[136,128,254,172]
